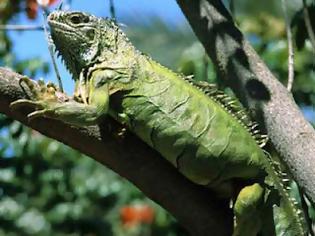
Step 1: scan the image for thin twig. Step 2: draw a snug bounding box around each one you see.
[176,0,315,205]
[109,0,116,21]
[281,0,295,92]
[298,186,315,236]
[302,0,315,53]
[229,0,235,16]
[0,25,44,31]
[41,7,64,92]
[0,67,233,236]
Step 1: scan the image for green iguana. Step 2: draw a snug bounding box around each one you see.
[10,11,307,235]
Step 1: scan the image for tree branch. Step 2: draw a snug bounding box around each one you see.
[0,67,233,236]
[176,0,315,203]
[281,0,295,92]
[302,0,315,53]
[0,25,44,31]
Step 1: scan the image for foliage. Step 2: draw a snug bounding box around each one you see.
[0,1,188,235]
[125,18,196,69]
[0,0,315,235]
[0,115,185,236]
[236,0,315,115]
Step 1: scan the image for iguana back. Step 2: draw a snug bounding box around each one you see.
[110,57,265,188]
[10,11,307,235]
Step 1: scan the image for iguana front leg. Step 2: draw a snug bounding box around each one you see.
[10,70,113,126]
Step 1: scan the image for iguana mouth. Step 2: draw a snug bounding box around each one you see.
[47,18,76,35]
[47,11,96,79]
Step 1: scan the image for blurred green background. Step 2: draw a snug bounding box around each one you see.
[0,0,314,235]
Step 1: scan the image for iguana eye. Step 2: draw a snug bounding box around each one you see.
[70,15,81,24]
[70,15,90,24]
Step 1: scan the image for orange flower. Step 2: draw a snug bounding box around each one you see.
[26,0,59,19]
[26,0,38,19]
[120,205,155,228]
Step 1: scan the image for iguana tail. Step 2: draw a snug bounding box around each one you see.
[264,151,307,236]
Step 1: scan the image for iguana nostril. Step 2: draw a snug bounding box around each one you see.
[47,11,62,22]
[48,12,56,21]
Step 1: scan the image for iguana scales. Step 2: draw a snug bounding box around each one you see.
[10,11,307,235]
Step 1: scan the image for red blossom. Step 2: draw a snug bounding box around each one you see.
[26,0,59,20]
[120,205,155,228]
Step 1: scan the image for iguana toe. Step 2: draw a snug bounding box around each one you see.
[27,109,52,121]
[10,99,43,110]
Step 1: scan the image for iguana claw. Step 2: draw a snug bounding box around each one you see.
[27,110,51,121]
[10,76,60,121]
[10,99,42,110]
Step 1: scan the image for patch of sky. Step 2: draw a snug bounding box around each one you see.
[302,106,315,123]
[7,0,187,94]
[0,128,14,158]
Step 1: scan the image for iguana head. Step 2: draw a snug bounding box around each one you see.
[48,11,120,79]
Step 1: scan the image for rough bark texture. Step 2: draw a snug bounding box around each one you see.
[0,67,233,236]
[176,0,315,203]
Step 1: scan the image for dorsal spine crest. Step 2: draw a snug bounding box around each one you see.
[183,76,268,148]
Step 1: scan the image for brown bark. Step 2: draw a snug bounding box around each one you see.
[0,67,233,236]
[176,0,315,203]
